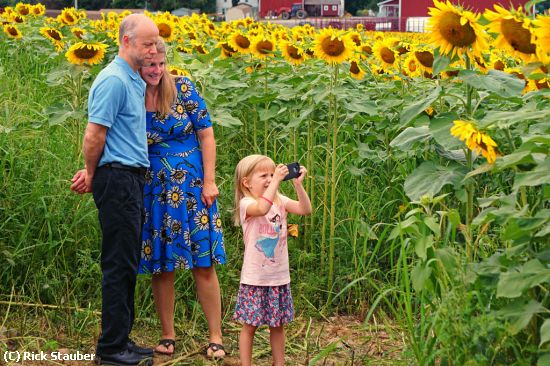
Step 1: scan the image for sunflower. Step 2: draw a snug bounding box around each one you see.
[192,41,208,54]
[15,2,30,15]
[349,59,366,80]
[65,42,107,66]
[70,27,86,39]
[279,40,306,65]
[218,42,237,58]
[403,53,421,77]
[250,34,275,60]
[3,24,22,39]
[314,28,355,65]
[413,46,435,73]
[372,39,397,69]
[488,50,506,71]
[156,19,177,42]
[228,30,251,54]
[40,26,63,42]
[533,15,550,64]
[31,3,46,16]
[484,5,537,63]
[427,0,488,59]
[58,8,79,26]
[450,120,498,164]
[169,66,190,76]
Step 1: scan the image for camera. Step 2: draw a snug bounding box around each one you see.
[283,162,301,181]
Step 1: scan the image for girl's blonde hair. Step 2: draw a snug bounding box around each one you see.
[154,38,177,116]
[233,154,276,226]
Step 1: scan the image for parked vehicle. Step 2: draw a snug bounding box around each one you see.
[278,3,307,19]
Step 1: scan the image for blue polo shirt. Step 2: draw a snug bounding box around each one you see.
[88,56,149,168]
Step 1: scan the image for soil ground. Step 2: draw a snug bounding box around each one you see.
[1,315,405,365]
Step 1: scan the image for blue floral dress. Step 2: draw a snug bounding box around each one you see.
[138,77,226,274]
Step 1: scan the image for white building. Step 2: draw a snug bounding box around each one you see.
[216,0,259,16]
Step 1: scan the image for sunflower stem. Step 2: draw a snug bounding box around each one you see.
[307,117,315,253]
[327,63,340,302]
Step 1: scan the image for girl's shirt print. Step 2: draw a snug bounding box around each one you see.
[239,195,291,286]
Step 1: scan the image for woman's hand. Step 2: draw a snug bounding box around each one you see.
[201,181,219,208]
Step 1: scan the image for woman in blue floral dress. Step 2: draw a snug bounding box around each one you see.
[138,40,226,358]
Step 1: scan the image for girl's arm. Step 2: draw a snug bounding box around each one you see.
[246,164,288,218]
[285,166,312,215]
[197,127,218,208]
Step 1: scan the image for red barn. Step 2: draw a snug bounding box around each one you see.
[259,0,344,18]
[379,0,530,31]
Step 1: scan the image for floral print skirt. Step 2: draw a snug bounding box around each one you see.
[233,283,294,327]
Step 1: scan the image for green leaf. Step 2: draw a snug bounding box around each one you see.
[513,158,550,189]
[424,217,440,236]
[390,126,430,149]
[308,342,339,365]
[498,299,546,335]
[432,52,451,75]
[404,161,467,201]
[497,259,550,298]
[538,352,550,366]
[414,235,433,261]
[388,216,420,240]
[435,247,458,277]
[343,99,377,115]
[429,112,463,150]
[495,150,536,171]
[459,69,524,98]
[400,86,441,126]
[210,109,242,127]
[411,260,433,293]
[541,319,550,346]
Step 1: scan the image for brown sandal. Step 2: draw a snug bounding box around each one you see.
[206,343,226,359]
[154,339,175,356]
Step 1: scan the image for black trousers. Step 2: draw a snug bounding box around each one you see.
[92,166,145,355]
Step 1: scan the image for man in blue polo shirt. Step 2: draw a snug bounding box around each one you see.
[71,13,158,366]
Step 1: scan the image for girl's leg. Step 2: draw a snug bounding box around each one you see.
[270,326,285,366]
[152,271,176,353]
[239,324,257,366]
[191,266,224,357]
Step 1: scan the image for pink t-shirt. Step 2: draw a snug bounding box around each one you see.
[239,195,291,286]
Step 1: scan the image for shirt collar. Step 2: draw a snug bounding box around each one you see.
[114,55,140,81]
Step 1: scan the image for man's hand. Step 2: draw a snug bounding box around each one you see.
[70,169,92,194]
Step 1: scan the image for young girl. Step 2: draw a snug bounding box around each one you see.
[233,155,312,366]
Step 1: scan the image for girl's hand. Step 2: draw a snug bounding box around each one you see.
[293,166,307,186]
[273,164,288,183]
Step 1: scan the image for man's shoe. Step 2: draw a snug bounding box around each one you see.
[96,349,152,366]
[127,340,153,356]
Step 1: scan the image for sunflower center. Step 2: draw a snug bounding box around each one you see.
[74,46,99,60]
[7,27,18,36]
[439,12,476,47]
[350,61,360,74]
[47,29,62,41]
[221,42,236,53]
[351,35,361,46]
[493,60,505,70]
[321,37,345,56]
[14,16,24,23]
[408,60,417,72]
[362,45,372,54]
[64,13,75,23]
[501,19,536,54]
[194,44,206,54]
[286,44,302,59]
[415,51,434,67]
[256,40,273,54]
[397,45,408,55]
[19,6,30,15]
[158,24,172,38]
[380,47,395,64]
[235,35,250,49]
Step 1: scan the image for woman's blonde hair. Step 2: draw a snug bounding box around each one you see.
[154,38,177,116]
[233,154,276,226]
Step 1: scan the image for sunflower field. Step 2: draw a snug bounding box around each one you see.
[1,0,549,364]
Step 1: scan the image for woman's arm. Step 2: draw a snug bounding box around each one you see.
[197,127,218,208]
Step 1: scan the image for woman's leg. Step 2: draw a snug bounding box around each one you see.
[191,266,224,357]
[270,326,285,366]
[152,271,176,353]
[239,324,257,366]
